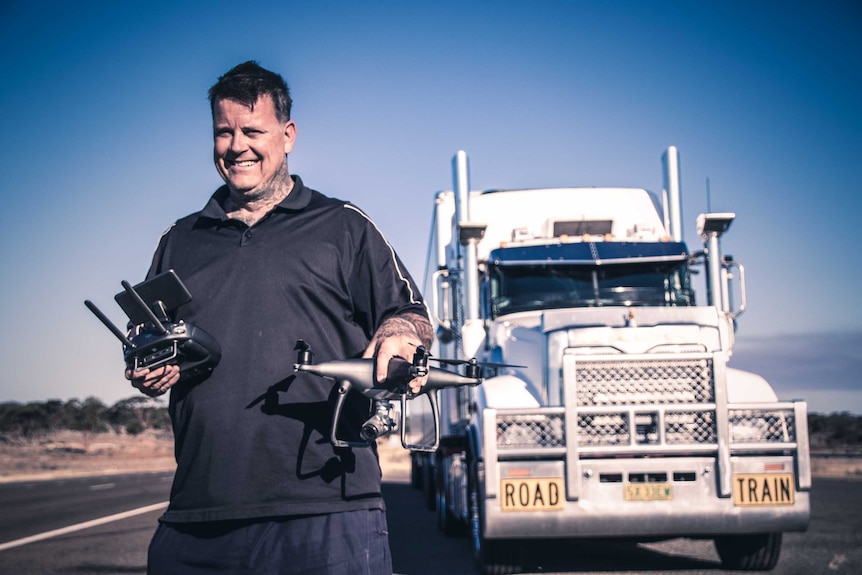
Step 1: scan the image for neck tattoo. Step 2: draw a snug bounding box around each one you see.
[226,169,293,227]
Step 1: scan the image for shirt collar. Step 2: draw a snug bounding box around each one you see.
[197,175,312,224]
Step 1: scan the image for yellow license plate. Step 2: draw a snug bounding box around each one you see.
[500,477,564,511]
[733,473,795,506]
[624,483,673,501]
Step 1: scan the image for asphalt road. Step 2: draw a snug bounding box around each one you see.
[0,473,858,574]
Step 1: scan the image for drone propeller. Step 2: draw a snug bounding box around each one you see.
[429,356,525,369]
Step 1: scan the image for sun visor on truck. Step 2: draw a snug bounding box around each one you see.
[488,242,688,265]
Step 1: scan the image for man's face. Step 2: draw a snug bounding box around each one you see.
[212,95,296,202]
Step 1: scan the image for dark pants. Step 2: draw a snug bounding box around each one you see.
[147,509,392,575]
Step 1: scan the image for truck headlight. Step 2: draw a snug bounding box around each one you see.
[496,414,565,448]
[730,418,771,442]
[729,410,792,443]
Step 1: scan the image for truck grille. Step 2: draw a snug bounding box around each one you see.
[665,410,717,444]
[496,413,565,449]
[576,410,717,446]
[577,413,628,445]
[576,358,714,405]
[573,357,716,448]
[492,356,801,455]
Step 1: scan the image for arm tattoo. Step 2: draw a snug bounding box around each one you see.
[372,312,434,349]
[400,311,434,348]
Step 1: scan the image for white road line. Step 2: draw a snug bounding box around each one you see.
[0,501,168,552]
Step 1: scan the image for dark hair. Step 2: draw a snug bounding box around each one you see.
[208,61,292,122]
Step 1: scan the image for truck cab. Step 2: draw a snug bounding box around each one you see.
[414,148,810,574]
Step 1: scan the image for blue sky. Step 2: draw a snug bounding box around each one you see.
[1,0,860,413]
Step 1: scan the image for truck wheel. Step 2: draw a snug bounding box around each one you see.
[469,462,523,574]
[436,481,465,537]
[410,453,422,490]
[421,456,436,510]
[476,539,523,575]
[714,532,782,570]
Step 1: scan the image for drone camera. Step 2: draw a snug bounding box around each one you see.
[360,400,397,442]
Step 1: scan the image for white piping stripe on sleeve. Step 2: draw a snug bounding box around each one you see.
[153,223,176,256]
[343,204,421,305]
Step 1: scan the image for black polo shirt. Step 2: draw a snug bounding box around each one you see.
[147,176,427,522]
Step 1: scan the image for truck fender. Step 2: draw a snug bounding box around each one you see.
[478,374,542,409]
[725,367,779,403]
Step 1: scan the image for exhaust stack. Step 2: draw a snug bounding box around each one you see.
[662,146,683,242]
[452,151,486,358]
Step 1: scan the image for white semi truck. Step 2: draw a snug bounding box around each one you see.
[411,147,810,573]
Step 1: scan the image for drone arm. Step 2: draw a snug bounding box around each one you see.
[420,365,481,390]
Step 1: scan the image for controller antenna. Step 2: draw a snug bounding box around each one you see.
[121,280,168,335]
[84,300,135,348]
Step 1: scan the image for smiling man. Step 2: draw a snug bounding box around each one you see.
[212,88,296,224]
[128,61,432,575]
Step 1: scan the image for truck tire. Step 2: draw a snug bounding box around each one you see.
[436,478,465,537]
[468,460,524,574]
[421,455,436,510]
[410,453,422,490]
[476,539,524,575]
[714,532,782,570]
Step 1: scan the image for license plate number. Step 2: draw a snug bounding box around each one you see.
[500,477,564,511]
[624,483,673,501]
[732,473,795,506]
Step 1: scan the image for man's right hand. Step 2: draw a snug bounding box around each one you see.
[126,364,180,397]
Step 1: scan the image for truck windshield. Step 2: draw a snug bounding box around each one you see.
[489,261,694,317]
